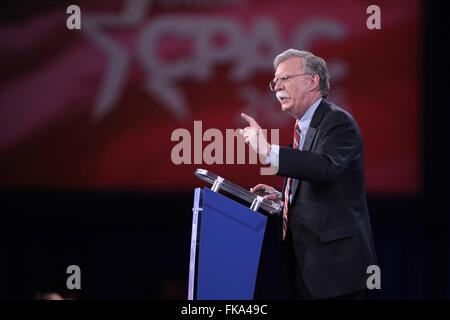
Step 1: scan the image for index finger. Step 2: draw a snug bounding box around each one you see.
[241,113,259,127]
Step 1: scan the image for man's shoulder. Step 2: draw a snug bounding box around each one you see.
[320,100,360,130]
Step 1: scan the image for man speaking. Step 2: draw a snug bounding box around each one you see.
[239,49,377,299]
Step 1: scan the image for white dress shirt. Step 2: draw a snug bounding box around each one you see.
[266,97,322,168]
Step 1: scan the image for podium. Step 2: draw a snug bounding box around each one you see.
[188,169,281,300]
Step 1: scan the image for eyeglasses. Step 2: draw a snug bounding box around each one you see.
[269,73,310,91]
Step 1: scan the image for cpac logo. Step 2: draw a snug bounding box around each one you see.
[80,0,349,121]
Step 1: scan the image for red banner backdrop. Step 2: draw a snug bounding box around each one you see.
[0,0,421,194]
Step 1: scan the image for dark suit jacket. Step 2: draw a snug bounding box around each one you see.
[277,98,377,299]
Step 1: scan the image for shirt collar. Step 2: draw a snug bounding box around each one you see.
[297,97,322,133]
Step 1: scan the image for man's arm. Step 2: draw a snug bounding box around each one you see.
[277,111,361,184]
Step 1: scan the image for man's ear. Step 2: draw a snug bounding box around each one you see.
[310,74,320,92]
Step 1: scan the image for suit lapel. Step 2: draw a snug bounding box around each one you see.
[302,127,317,152]
[290,99,329,199]
[281,143,292,201]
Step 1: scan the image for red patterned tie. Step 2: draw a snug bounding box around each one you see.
[282,120,301,240]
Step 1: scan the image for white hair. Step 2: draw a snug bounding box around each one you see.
[274,49,330,97]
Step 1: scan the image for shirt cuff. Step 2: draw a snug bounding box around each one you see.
[265,144,280,169]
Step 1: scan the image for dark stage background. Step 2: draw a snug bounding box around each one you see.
[1,0,449,299]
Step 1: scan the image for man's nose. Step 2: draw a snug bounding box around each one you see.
[274,80,284,91]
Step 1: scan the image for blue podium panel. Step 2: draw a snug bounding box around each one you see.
[196,188,267,300]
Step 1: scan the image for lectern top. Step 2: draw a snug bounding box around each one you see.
[195,168,281,215]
